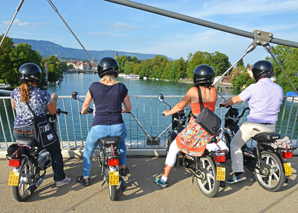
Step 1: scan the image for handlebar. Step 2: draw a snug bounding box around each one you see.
[56,108,68,115]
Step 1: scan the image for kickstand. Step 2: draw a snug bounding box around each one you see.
[101,180,106,187]
[191,175,194,185]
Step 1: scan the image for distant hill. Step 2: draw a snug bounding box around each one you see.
[12,38,170,61]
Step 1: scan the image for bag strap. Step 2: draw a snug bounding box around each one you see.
[196,86,205,111]
[26,102,37,118]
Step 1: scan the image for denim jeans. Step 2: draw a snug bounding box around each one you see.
[14,125,66,181]
[83,123,127,178]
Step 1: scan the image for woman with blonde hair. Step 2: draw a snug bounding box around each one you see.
[77,57,132,186]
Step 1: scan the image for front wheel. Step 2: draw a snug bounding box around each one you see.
[12,159,34,202]
[196,156,220,197]
[109,185,117,201]
[254,151,285,192]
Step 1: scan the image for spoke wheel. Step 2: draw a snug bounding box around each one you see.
[12,160,34,202]
[254,151,285,192]
[196,156,220,197]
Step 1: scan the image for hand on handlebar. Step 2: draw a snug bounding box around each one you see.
[163,110,170,116]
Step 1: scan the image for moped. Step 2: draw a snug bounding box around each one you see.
[72,92,126,201]
[222,106,293,192]
[158,94,227,197]
[7,109,68,202]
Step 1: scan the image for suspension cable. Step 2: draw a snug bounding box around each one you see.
[104,0,298,48]
[0,0,25,48]
[46,0,96,65]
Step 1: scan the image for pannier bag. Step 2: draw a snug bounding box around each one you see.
[193,86,221,136]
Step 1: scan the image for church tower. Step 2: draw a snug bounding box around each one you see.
[114,51,118,59]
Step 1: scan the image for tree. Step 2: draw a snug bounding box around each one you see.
[43,55,63,82]
[67,64,74,69]
[266,45,298,93]
[8,43,42,87]
[0,35,14,83]
[211,51,231,76]
[237,58,244,67]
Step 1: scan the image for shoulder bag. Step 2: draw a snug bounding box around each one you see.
[26,102,59,148]
[192,86,221,136]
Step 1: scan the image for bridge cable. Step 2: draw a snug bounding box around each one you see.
[46,0,97,65]
[0,0,25,48]
[106,0,298,95]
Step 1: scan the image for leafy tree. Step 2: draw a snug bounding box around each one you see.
[67,64,74,69]
[0,35,14,83]
[237,58,244,67]
[43,55,63,82]
[266,45,298,93]
[8,43,42,87]
[211,51,231,76]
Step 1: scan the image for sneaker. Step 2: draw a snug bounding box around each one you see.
[76,175,90,186]
[56,177,71,187]
[226,173,246,184]
[120,167,130,177]
[155,177,168,188]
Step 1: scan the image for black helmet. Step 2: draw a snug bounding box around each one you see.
[97,57,118,78]
[193,64,215,87]
[252,60,273,81]
[18,63,42,84]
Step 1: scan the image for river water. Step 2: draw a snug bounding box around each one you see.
[1,73,297,145]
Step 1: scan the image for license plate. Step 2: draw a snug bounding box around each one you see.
[8,171,19,186]
[109,171,119,185]
[284,162,292,176]
[216,167,226,181]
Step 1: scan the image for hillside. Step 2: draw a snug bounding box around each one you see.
[12,38,169,61]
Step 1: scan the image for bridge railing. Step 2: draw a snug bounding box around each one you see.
[1,95,298,150]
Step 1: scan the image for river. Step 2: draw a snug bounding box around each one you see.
[1,73,297,144]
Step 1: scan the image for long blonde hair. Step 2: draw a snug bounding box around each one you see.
[100,75,118,84]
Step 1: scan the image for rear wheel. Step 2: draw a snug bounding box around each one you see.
[254,151,285,192]
[109,185,117,201]
[12,159,34,202]
[196,156,220,197]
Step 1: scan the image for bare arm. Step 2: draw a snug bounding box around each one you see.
[219,95,243,107]
[47,93,59,115]
[11,99,16,110]
[163,89,192,116]
[122,93,132,113]
[80,91,93,114]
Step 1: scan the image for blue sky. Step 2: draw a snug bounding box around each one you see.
[1,0,298,66]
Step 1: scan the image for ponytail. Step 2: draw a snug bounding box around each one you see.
[19,83,30,103]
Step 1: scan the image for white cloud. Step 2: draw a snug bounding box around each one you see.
[3,19,29,26]
[106,23,139,31]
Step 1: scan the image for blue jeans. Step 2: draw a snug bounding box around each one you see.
[83,123,127,178]
[14,125,66,181]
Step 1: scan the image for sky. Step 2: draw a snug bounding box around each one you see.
[1,0,298,66]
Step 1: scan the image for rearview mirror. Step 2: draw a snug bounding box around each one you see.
[158,94,164,102]
[72,91,79,100]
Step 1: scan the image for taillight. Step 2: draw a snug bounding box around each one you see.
[215,153,226,163]
[282,151,293,159]
[108,158,119,166]
[9,159,21,167]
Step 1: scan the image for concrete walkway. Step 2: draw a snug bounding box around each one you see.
[0,157,298,213]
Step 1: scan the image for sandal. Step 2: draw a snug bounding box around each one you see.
[77,175,90,186]
[120,167,130,176]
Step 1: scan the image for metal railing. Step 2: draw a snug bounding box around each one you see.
[1,95,298,150]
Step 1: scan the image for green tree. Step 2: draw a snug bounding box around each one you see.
[43,55,63,82]
[237,58,244,67]
[211,51,231,76]
[8,43,42,87]
[0,35,14,83]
